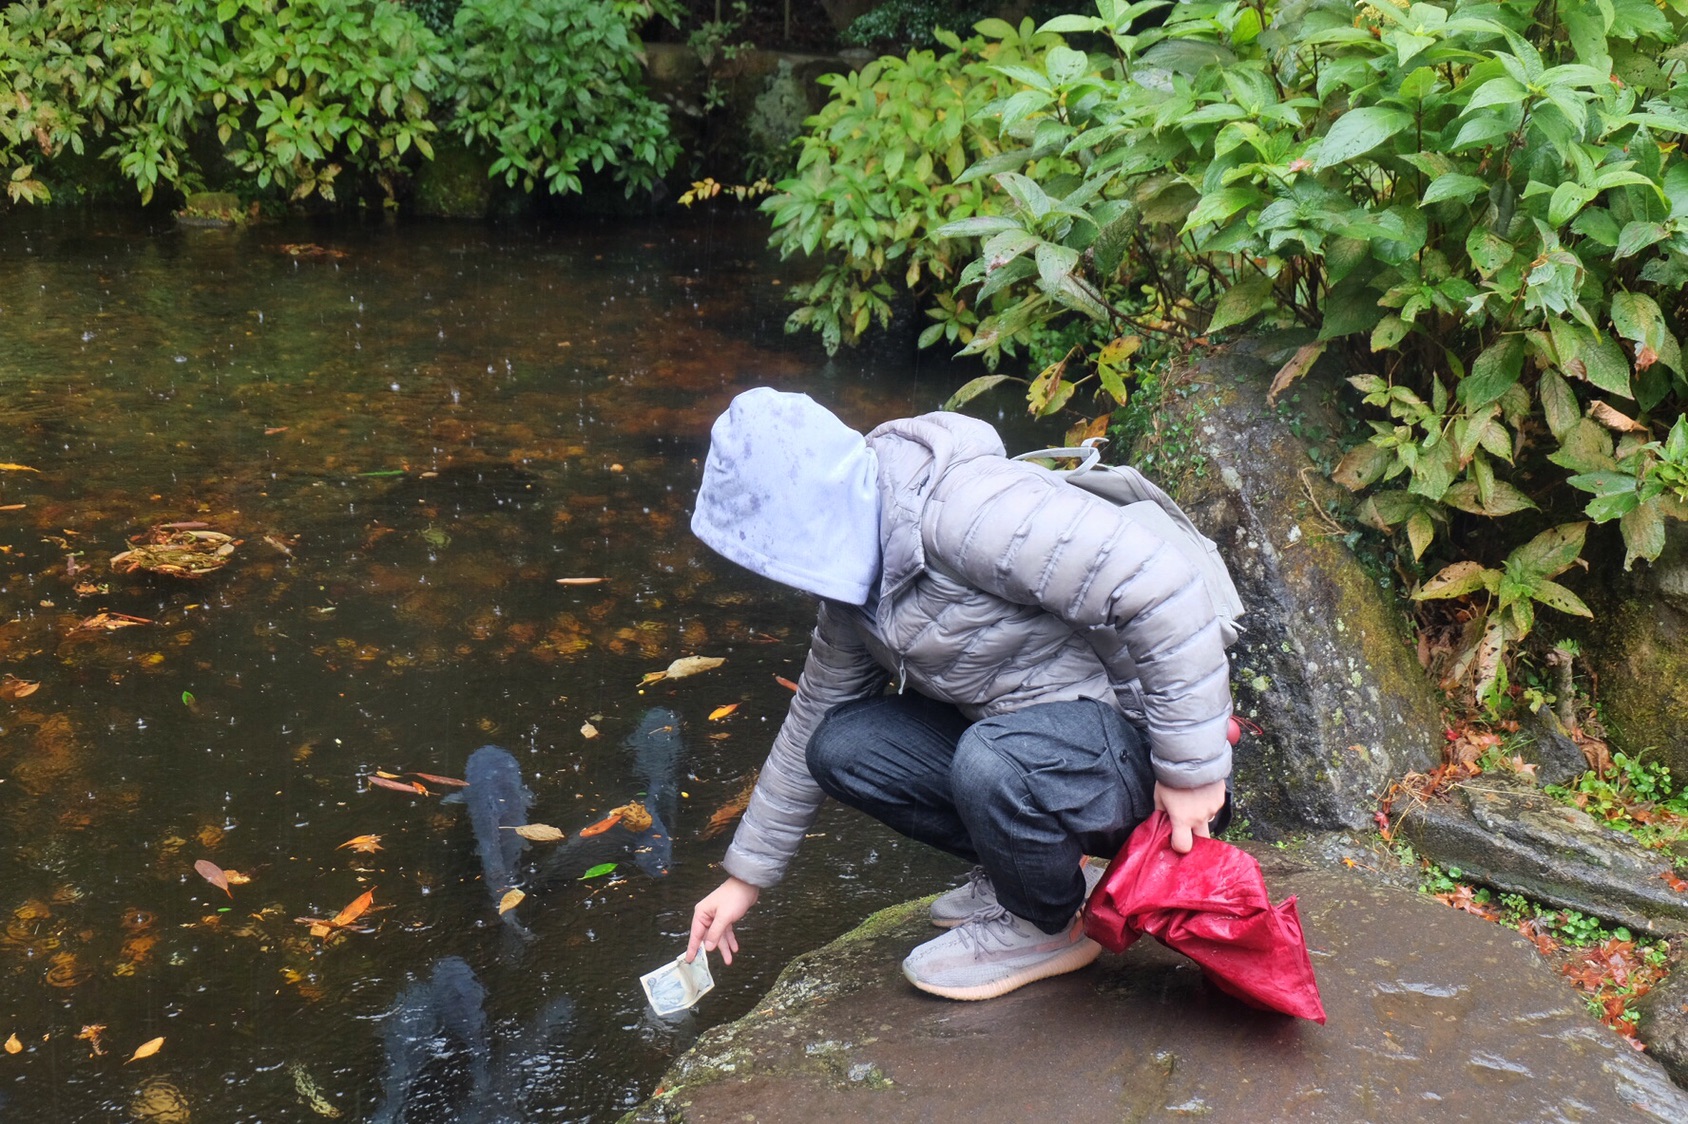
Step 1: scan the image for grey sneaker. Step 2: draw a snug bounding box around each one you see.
[904,903,1101,1001]
[929,860,1107,929]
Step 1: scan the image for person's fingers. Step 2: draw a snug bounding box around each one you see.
[686,907,712,962]
[711,921,735,965]
[1193,818,1213,840]
[1169,820,1194,854]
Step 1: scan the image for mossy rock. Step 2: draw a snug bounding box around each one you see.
[409,137,497,219]
[1586,598,1688,778]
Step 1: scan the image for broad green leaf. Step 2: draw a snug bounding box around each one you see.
[1314,107,1414,169]
[1332,442,1392,491]
[1415,561,1491,600]
[943,375,1013,411]
[1548,182,1597,227]
[1422,174,1489,204]
[1530,578,1592,618]
[933,216,1024,240]
[1579,332,1634,399]
[1208,275,1274,333]
[1458,335,1524,407]
[1508,522,1587,580]
[1406,510,1436,560]
[1538,369,1580,439]
[1180,186,1264,232]
[1619,500,1667,570]
[580,862,618,880]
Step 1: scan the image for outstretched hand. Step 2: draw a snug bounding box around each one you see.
[687,876,760,965]
[1154,779,1229,854]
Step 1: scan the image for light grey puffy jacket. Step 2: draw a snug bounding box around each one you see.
[721,411,1233,888]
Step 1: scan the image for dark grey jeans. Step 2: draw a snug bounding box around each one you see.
[805,693,1156,934]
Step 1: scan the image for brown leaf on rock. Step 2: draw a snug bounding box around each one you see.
[193,859,232,898]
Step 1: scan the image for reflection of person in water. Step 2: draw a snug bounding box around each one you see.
[684,389,1233,1001]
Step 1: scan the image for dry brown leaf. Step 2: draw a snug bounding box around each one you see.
[509,823,566,842]
[127,1036,165,1063]
[194,859,232,898]
[222,870,251,885]
[699,772,759,841]
[708,703,739,721]
[642,655,725,685]
[580,721,598,739]
[407,771,467,788]
[1267,341,1326,406]
[497,888,525,915]
[337,834,383,853]
[0,675,40,700]
[615,802,653,832]
[4,1033,20,1054]
[366,775,429,796]
[1588,401,1647,433]
[73,611,153,632]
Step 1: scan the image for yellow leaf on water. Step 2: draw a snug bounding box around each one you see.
[580,722,598,739]
[222,870,252,885]
[497,888,525,915]
[664,656,724,680]
[555,577,605,585]
[337,834,383,853]
[127,1036,165,1063]
[708,703,738,721]
[510,824,565,842]
[0,464,39,473]
[4,1033,20,1054]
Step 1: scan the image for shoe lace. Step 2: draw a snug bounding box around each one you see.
[963,866,992,898]
[953,903,1029,954]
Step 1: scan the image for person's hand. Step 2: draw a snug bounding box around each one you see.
[1154,779,1228,854]
[687,876,760,965]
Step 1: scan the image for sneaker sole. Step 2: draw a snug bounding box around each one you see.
[904,936,1102,1001]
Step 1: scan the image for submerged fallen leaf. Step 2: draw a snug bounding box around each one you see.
[555,577,605,585]
[615,802,653,832]
[366,775,429,796]
[407,771,467,788]
[579,722,598,739]
[4,1033,20,1054]
[708,703,739,721]
[222,870,251,886]
[337,834,383,853]
[0,675,40,699]
[641,655,725,685]
[0,463,40,473]
[580,862,617,880]
[193,859,232,898]
[497,888,525,914]
[75,1024,106,1057]
[127,1036,165,1063]
[331,889,375,928]
[111,527,239,578]
[578,812,621,838]
[73,611,153,632]
[508,823,566,842]
[773,675,799,692]
[700,771,759,841]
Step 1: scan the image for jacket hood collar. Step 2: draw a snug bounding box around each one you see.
[866,411,1005,596]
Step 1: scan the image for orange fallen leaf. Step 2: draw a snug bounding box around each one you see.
[555,577,605,585]
[126,1036,164,1063]
[578,812,621,838]
[0,463,39,473]
[4,1033,20,1054]
[708,703,739,721]
[193,859,232,898]
[0,675,40,700]
[337,834,384,853]
[700,771,759,841]
[366,775,429,796]
[264,426,289,436]
[0,504,25,511]
[773,675,799,693]
[497,888,525,914]
[222,870,251,885]
[331,888,375,928]
[407,771,467,788]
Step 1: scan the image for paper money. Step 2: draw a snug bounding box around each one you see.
[640,950,715,1015]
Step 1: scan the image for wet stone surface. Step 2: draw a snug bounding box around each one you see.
[629,847,1688,1123]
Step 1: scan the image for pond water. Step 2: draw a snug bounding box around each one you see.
[0,210,1028,1122]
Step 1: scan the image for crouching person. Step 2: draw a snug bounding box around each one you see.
[684,388,1233,1000]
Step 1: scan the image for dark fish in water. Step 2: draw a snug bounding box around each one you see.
[625,707,683,878]
[428,957,491,1106]
[449,745,535,933]
[372,957,493,1124]
[371,980,441,1124]
[465,994,578,1124]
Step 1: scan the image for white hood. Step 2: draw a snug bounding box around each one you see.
[691,388,882,604]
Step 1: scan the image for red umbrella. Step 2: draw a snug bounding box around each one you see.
[1083,811,1326,1023]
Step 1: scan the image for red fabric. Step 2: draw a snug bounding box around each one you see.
[1083,812,1326,1023]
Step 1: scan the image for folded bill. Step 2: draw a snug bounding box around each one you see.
[640,950,715,1015]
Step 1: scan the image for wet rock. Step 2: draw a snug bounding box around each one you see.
[1637,962,1688,1088]
[1521,709,1593,789]
[409,137,496,220]
[1170,346,1443,831]
[1584,589,1688,783]
[1396,772,1688,934]
[625,849,1688,1122]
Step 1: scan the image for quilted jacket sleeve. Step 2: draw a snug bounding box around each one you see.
[929,459,1233,788]
[721,601,889,887]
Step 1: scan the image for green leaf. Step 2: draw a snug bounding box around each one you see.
[1458,335,1524,408]
[1415,561,1492,601]
[1548,182,1597,227]
[580,862,618,880]
[1537,369,1580,440]
[1531,578,1592,618]
[1579,333,1634,399]
[1314,107,1414,169]
[1422,174,1489,205]
[1208,275,1274,333]
[1332,442,1392,490]
[1180,186,1263,232]
[1371,315,1411,351]
[1619,500,1667,570]
[943,375,1014,411]
[1406,510,1436,560]
[1508,522,1587,581]
[933,216,1024,240]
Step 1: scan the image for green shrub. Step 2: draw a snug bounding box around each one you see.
[443,0,680,197]
[0,0,447,205]
[776,0,1688,700]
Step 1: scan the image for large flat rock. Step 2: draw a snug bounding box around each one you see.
[628,849,1688,1123]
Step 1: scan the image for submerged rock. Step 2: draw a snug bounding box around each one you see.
[1396,772,1688,935]
[625,847,1688,1122]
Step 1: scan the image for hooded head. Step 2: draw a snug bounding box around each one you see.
[691,388,881,604]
